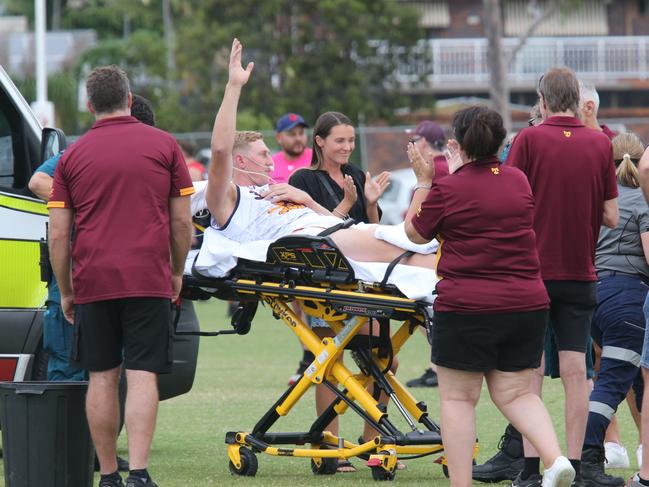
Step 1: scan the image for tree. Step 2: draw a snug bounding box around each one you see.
[482,0,581,130]
[173,0,422,129]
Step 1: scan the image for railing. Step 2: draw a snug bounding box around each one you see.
[388,36,649,91]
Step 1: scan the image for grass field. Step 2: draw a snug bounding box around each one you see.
[1,298,641,486]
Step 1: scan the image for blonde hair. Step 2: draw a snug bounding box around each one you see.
[612,133,644,188]
[233,130,263,153]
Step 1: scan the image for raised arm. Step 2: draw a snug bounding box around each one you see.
[205,38,254,227]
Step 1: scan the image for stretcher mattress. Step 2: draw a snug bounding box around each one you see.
[185,225,438,303]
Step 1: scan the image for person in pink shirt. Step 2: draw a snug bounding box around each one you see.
[272,112,313,183]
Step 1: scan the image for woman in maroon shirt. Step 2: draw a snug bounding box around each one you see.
[404,106,573,487]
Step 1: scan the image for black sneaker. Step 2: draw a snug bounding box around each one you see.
[405,368,438,387]
[473,424,524,482]
[125,476,158,487]
[581,447,625,487]
[288,359,310,386]
[511,472,543,487]
[99,475,125,487]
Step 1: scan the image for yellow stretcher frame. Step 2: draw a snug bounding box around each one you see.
[181,234,479,481]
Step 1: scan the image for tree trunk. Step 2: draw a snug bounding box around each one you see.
[483,0,511,131]
[162,0,176,89]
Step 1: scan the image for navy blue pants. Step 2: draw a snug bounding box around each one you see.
[584,274,648,448]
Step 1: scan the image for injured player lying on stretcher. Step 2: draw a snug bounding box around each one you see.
[200,39,440,276]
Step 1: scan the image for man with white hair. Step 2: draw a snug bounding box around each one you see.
[579,82,616,140]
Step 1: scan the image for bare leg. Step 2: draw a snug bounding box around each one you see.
[125,369,159,470]
[626,389,642,442]
[331,226,436,269]
[604,416,622,444]
[87,366,121,475]
[559,351,589,460]
[436,365,483,487]
[522,354,545,459]
[487,369,562,467]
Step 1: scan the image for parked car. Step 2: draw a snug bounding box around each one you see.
[378,168,417,225]
[0,65,199,401]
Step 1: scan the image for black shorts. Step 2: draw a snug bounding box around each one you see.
[431,309,548,372]
[72,297,173,374]
[545,280,597,353]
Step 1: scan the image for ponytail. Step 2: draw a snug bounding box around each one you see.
[617,153,639,188]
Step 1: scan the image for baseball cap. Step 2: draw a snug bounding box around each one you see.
[407,120,446,146]
[276,113,308,133]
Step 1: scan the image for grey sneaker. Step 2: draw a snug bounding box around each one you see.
[512,472,543,487]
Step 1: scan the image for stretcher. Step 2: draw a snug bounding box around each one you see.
[181,231,479,481]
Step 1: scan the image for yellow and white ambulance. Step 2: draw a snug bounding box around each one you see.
[0,66,199,398]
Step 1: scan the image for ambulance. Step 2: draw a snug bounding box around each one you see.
[0,65,199,399]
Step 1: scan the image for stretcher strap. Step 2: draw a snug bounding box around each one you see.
[380,251,414,289]
[317,217,356,237]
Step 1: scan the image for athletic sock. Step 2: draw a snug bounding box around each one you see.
[302,350,315,363]
[569,459,581,476]
[521,457,540,480]
[129,468,150,481]
[101,470,121,481]
[638,475,649,486]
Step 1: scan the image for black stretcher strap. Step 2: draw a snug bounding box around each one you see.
[380,250,414,289]
[317,217,356,237]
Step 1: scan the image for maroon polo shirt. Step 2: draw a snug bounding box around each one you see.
[48,116,195,303]
[506,116,617,281]
[433,154,449,181]
[411,157,549,314]
[600,124,616,140]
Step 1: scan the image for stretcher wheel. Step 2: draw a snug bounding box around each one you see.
[229,447,258,476]
[371,466,395,481]
[310,457,337,475]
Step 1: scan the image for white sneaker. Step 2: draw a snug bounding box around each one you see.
[605,442,630,469]
[638,444,643,469]
[542,456,575,487]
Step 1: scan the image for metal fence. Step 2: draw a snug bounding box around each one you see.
[391,36,649,92]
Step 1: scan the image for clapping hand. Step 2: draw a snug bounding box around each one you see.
[341,174,358,207]
[228,38,254,87]
[407,142,435,184]
[445,139,464,174]
[365,171,390,205]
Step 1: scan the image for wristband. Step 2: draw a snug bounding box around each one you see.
[333,208,348,219]
[413,183,432,191]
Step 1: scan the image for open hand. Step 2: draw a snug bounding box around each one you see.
[407,142,435,184]
[364,171,390,205]
[445,139,464,174]
[341,175,358,207]
[228,38,254,87]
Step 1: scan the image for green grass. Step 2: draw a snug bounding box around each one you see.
[1,299,641,485]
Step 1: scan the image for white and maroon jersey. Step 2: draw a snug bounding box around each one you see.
[213,185,341,243]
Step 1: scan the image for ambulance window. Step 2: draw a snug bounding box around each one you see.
[0,111,14,188]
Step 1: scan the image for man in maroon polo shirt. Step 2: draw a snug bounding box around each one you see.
[579,81,616,140]
[48,65,194,487]
[506,67,619,487]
